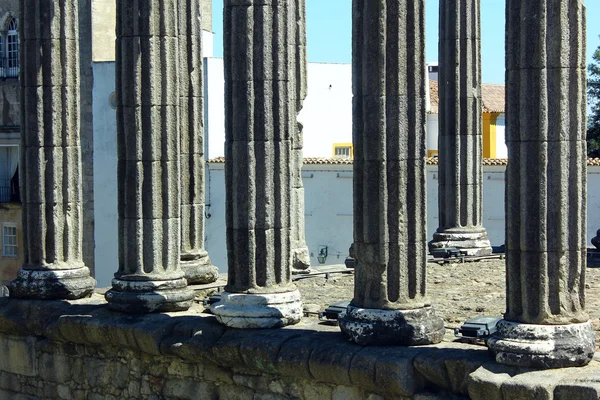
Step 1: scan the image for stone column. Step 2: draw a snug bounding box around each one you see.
[339,0,444,345]
[178,0,219,284]
[9,0,96,299]
[105,0,194,313]
[488,0,595,368]
[290,0,310,272]
[210,0,303,328]
[429,0,492,256]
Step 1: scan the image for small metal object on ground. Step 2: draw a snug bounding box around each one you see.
[454,316,502,339]
[204,293,222,308]
[587,248,600,268]
[319,300,351,323]
[430,247,465,259]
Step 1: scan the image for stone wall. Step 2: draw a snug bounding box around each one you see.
[1,296,600,400]
[0,80,19,127]
[0,203,22,287]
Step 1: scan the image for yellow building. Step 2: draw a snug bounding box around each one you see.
[333,80,506,160]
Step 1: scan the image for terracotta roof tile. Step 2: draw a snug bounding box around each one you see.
[209,157,600,166]
[428,80,505,114]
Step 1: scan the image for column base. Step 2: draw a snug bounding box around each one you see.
[339,305,445,346]
[430,229,492,256]
[210,290,303,329]
[292,247,311,270]
[105,277,194,313]
[487,320,595,368]
[181,259,219,285]
[9,266,96,300]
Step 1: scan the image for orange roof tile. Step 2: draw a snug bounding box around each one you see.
[209,157,600,166]
[428,80,505,114]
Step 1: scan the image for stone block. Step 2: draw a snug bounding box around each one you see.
[467,365,513,400]
[302,381,333,400]
[501,370,559,400]
[203,364,233,384]
[308,335,362,386]
[0,372,22,393]
[276,335,316,379]
[162,379,216,400]
[38,353,72,383]
[0,335,37,377]
[554,382,600,400]
[332,385,362,400]
[218,384,254,400]
[0,388,38,400]
[58,308,181,356]
[239,330,303,374]
[374,347,426,397]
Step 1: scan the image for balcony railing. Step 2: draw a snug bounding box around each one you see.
[0,62,19,79]
[0,178,20,204]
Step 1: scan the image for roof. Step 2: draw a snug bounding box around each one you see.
[428,80,505,114]
[208,157,600,167]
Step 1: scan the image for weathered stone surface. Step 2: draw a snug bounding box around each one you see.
[0,335,37,376]
[430,0,492,256]
[178,0,218,285]
[290,0,310,271]
[340,306,445,346]
[488,0,593,369]
[347,0,442,346]
[217,0,303,328]
[467,366,513,400]
[488,320,595,369]
[211,291,303,329]
[10,0,95,300]
[413,342,492,395]
[106,0,194,312]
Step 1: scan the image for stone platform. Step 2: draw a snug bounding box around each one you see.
[1,296,599,399]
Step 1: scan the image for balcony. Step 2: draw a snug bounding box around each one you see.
[0,178,19,204]
[0,62,19,79]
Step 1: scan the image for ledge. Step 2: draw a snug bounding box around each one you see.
[1,296,599,399]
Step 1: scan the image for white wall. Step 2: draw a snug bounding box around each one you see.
[92,62,118,288]
[426,114,439,154]
[205,60,354,159]
[495,114,507,158]
[204,163,600,273]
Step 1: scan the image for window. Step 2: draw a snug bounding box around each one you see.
[2,225,17,257]
[333,143,353,159]
[0,15,18,78]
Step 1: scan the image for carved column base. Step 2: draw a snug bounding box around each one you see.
[487,320,595,368]
[9,266,96,300]
[105,277,194,313]
[339,305,445,346]
[181,260,219,285]
[429,228,492,256]
[292,247,311,270]
[211,290,303,329]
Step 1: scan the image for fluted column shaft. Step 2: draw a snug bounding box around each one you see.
[340,0,444,346]
[290,0,310,271]
[10,0,95,299]
[352,0,428,310]
[106,0,193,313]
[178,0,219,284]
[223,0,295,293]
[213,0,303,328]
[488,0,594,369]
[504,0,587,325]
[431,0,491,256]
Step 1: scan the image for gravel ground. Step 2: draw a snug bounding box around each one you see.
[296,258,600,344]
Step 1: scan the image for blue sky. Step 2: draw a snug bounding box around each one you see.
[212,0,600,85]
